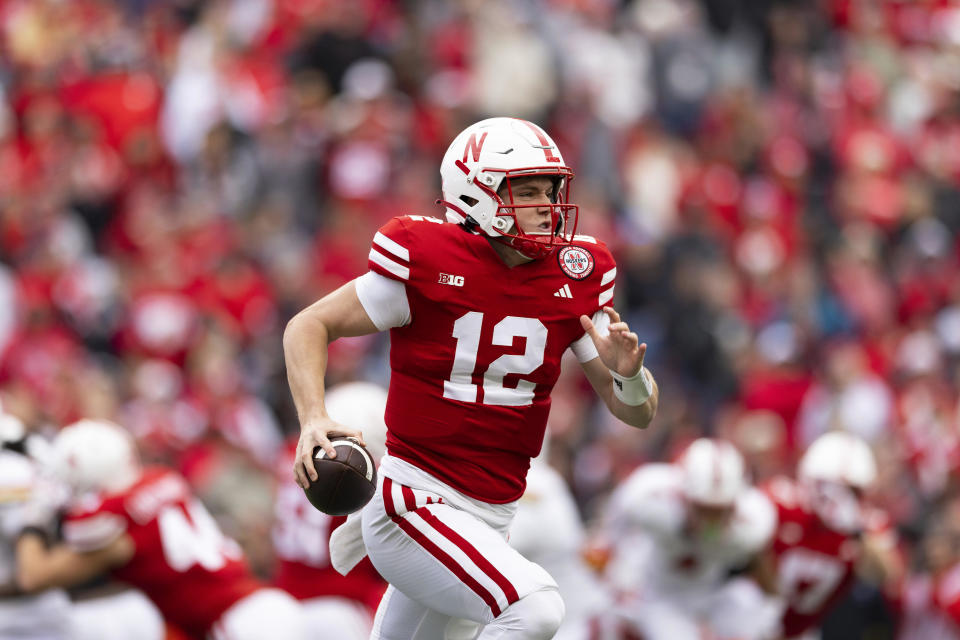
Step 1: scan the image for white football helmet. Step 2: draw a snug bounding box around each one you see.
[325,382,388,464]
[52,419,141,495]
[798,431,877,533]
[677,438,747,507]
[439,117,578,259]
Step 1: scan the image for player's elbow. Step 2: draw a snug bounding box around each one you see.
[284,308,331,351]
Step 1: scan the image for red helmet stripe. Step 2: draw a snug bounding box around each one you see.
[519,121,561,163]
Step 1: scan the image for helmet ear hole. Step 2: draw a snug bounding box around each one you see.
[459,195,479,207]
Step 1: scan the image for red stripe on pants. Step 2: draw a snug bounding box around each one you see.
[417,507,520,606]
[391,513,503,617]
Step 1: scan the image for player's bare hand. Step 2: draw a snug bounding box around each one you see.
[294,416,365,489]
[580,307,646,378]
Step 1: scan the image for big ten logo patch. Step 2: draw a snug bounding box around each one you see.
[557,246,595,280]
[438,273,465,287]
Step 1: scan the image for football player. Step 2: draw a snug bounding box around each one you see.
[1,411,166,640]
[596,438,780,640]
[0,411,73,640]
[272,381,388,640]
[760,431,902,639]
[15,419,308,640]
[286,117,659,639]
[508,453,613,640]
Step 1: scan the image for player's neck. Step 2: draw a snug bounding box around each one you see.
[487,237,534,267]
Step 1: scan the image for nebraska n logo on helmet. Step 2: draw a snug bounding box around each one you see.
[440,117,578,260]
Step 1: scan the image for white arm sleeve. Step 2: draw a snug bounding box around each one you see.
[569,309,611,362]
[354,271,411,330]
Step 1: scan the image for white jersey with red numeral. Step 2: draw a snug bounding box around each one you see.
[365,215,616,504]
[62,467,262,639]
[763,476,891,639]
[603,463,776,596]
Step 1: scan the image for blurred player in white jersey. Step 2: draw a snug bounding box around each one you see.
[598,438,780,640]
[0,410,72,640]
[273,381,389,640]
[508,454,613,640]
[287,117,659,639]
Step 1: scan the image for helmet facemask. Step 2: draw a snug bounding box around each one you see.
[493,170,578,259]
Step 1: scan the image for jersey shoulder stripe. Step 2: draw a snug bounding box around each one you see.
[368,215,454,282]
[570,238,616,310]
[369,248,410,280]
[374,231,409,261]
[369,218,414,282]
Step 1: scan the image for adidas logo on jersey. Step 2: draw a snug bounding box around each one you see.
[553,284,573,298]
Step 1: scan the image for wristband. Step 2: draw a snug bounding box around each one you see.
[611,366,653,406]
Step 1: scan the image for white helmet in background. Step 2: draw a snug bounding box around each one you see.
[677,438,747,507]
[52,419,141,495]
[439,117,578,260]
[325,382,388,464]
[799,431,877,489]
[798,431,877,533]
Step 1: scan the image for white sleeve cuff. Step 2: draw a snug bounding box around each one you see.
[570,310,610,362]
[355,271,411,330]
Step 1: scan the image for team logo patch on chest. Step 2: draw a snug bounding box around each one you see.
[557,246,595,280]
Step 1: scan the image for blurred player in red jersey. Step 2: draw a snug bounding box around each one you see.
[272,381,388,640]
[286,117,659,639]
[760,431,902,639]
[15,419,308,640]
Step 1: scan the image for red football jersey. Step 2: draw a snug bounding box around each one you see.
[272,441,386,611]
[368,216,616,503]
[62,467,262,639]
[763,476,862,638]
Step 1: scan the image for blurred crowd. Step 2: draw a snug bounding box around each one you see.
[3,0,960,636]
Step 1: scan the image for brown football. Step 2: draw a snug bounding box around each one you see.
[303,438,377,516]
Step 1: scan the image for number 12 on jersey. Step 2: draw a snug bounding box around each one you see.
[443,312,547,407]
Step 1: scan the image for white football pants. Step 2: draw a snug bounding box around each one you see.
[362,459,563,640]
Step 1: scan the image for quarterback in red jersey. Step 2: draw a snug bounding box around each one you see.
[286,117,659,639]
[16,419,307,640]
[761,431,901,639]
